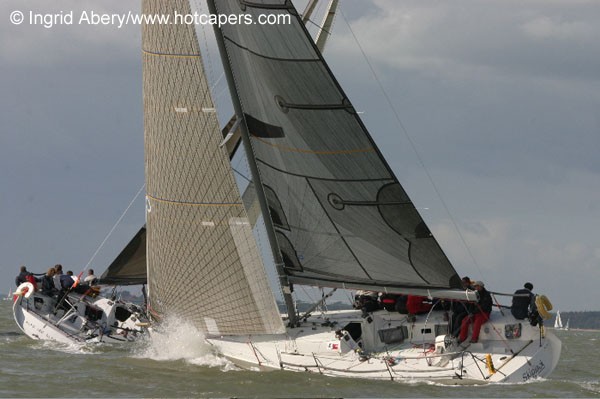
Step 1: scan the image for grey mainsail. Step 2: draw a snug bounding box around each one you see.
[208,0,462,293]
[142,0,284,335]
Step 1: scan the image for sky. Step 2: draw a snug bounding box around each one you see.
[1,0,599,311]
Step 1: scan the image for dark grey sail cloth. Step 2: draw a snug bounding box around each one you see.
[209,0,462,293]
[99,226,147,285]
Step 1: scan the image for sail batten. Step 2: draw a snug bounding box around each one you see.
[209,0,462,292]
[223,36,320,62]
[142,49,201,58]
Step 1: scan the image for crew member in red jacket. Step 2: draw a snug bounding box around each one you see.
[459,281,493,343]
[406,295,432,315]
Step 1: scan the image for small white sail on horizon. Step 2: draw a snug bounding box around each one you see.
[555,310,564,329]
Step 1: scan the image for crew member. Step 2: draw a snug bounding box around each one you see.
[459,281,492,344]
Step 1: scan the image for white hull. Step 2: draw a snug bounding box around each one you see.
[13,289,147,345]
[207,309,561,384]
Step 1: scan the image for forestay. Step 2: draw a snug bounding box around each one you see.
[209,0,462,293]
[142,0,284,335]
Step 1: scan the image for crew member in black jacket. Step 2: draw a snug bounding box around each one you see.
[511,282,535,320]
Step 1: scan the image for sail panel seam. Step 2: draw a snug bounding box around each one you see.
[405,240,431,285]
[274,97,355,113]
[147,194,242,207]
[223,35,319,63]
[142,49,200,58]
[239,0,295,11]
[252,135,373,155]
[334,199,412,207]
[256,158,394,182]
[304,179,373,280]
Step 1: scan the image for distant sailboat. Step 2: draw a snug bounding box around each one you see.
[136,0,562,384]
[554,311,563,329]
[3,288,12,301]
[554,311,564,329]
[565,317,570,331]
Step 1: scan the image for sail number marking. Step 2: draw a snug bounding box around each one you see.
[522,360,545,381]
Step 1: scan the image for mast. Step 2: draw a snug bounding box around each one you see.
[207,0,298,327]
[315,0,338,52]
[301,0,319,23]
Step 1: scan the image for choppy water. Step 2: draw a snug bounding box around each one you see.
[1,300,599,398]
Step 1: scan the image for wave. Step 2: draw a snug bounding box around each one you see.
[133,316,236,370]
[576,379,600,395]
[32,339,93,355]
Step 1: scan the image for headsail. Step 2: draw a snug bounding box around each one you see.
[99,226,147,285]
[142,0,284,335]
[208,0,462,294]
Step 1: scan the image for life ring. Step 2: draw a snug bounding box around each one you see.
[15,282,35,299]
[535,294,553,320]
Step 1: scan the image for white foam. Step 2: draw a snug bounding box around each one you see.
[35,339,91,355]
[134,316,235,369]
[578,380,600,394]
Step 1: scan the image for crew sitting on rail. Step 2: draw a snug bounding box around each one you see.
[458,281,492,344]
[406,295,432,316]
[450,276,473,337]
[15,265,41,292]
[511,282,536,320]
[62,270,96,295]
[40,268,59,296]
[15,265,29,287]
[60,271,76,289]
[83,269,98,285]
[354,290,380,316]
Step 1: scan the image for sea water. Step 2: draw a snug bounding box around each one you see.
[1,300,598,398]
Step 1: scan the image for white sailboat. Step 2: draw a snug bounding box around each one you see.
[13,282,147,344]
[554,311,570,331]
[554,311,563,329]
[3,288,12,301]
[13,256,148,345]
[136,0,562,384]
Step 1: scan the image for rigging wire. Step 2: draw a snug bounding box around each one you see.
[193,0,229,121]
[232,166,252,184]
[83,183,146,271]
[194,1,217,88]
[338,8,484,279]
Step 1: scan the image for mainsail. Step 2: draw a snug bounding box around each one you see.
[142,0,284,335]
[208,0,462,293]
